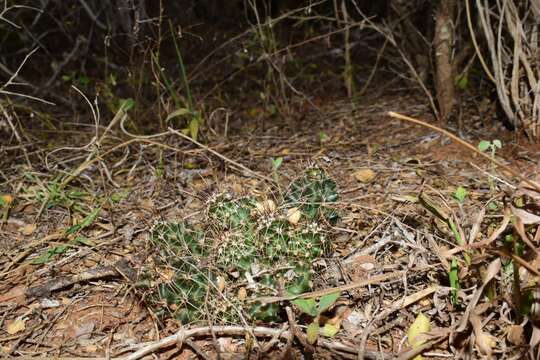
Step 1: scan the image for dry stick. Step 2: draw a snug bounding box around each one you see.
[167,127,274,183]
[59,109,128,189]
[465,0,496,84]
[0,232,63,277]
[189,0,327,80]
[357,37,389,97]
[60,137,166,189]
[123,325,387,360]
[475,0,515,126]
[278,322,294,358]
[0,47,55,105]
[184,338,211,360]
[285,306,314,354]
[491,248,540,278]
[120,326,284,360]
[387,111,540,193]
[261,323,289,353]
[0,103,33,171]
[350,5,439,119]
[256,265,433,304]
[25,258,136,298]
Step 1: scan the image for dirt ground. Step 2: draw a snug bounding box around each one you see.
[1,89,539,359]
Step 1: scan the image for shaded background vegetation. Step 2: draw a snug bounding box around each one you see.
[1,0,539,139]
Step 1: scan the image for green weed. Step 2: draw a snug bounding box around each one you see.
[151,21,202,140]
[32,208,100,264]
[453,186,468,203]
[22,174,88,212]
[293,292,341,344]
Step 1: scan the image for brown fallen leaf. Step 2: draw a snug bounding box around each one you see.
[471,312,496,357]
[177,349,195,360]
[231,182,243,194]
[82,344,98,353]
[7,318,26,334]
[0,285,26,303]
[254,199,276,214]
[507,324,524,345]
[353,168,376,183]
[72,321,95,340]
[139,198,155,210]
[18,223,37,235]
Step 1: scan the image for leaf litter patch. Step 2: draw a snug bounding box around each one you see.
[3,95,540,358]
[142,167,339,324]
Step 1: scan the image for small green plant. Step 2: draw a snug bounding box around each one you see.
[62,71,90,87]
[155,151,165,179]
[419,191,471,299]
[456,72,469,90]
[318,132,329,146]
[95,76,134,115]
[478,139,502,192]
[31,235,93,265]
[154,21,202,141]
[109,189,130,203]
[453,186,468,203]
[292,292,341,344]
[487,201,499,211]
[32,207,100,264]
[22,174,87,212]
[478,139,502,156]
[449,257,460,305]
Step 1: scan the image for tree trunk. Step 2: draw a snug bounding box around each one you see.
[434,0,456,122]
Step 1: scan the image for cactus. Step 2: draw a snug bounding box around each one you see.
[285,167,339,223]
[144,168,339,324]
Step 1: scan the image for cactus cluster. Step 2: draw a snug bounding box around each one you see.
[285,167,339,223]
[143,168,338,324]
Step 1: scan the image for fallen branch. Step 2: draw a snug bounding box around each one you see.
[256,265,434,304]
[26,259,136,298]
[122,325,389,360]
